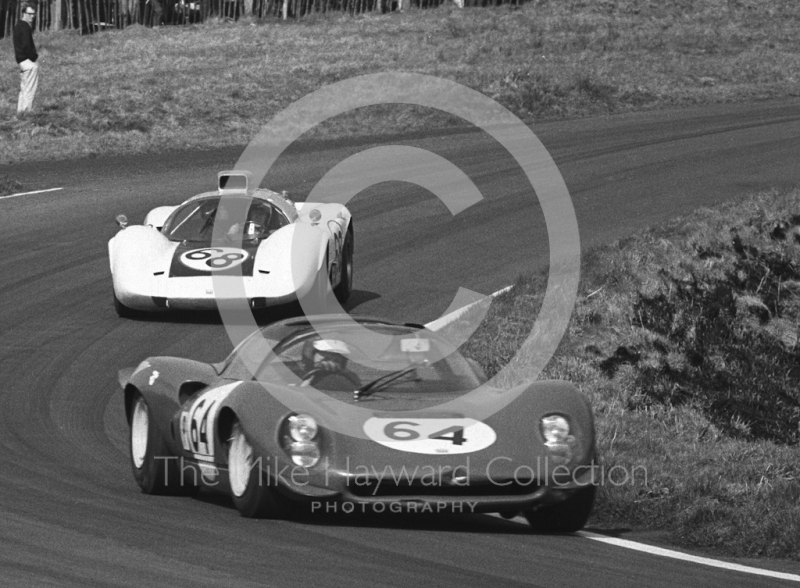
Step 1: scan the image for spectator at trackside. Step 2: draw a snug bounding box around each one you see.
[145,0,165,26]
[13,2,39,115]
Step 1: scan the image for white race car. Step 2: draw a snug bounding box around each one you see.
[109,171,353,317]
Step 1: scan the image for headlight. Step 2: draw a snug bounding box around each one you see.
[541,415,570,444]
[289,414,318,442]
[541,415,575,466]
[289,441,320,467]
[283,414,321,467]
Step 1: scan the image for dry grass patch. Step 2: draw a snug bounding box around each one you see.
[1,0,800,162]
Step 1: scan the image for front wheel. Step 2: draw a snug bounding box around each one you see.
[130,393,187,495]
[228,421,289,519]
[523,484,596,533]
[333,226,354,304]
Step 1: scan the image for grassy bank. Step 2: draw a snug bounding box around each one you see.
[457,188,800,560]
[1,0,800,163]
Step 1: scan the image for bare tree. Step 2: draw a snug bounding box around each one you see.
[53,0,62,29]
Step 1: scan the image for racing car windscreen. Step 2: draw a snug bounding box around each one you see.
[252,327,487,394]
[162,198,264,243]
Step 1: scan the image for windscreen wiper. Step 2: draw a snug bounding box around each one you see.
[353,364,424,402]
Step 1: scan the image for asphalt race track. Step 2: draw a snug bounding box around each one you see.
[1,99,799,586]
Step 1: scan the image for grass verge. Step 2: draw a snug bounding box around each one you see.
[1,0,800,162]
[458,188,800,560]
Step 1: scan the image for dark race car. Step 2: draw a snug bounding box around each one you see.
[120,315,598,531]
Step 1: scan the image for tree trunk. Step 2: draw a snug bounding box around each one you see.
[77,0,84,32]
[281,0,287,18]
[50,0,64,31]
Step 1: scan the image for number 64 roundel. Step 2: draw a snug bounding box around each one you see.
[180,383,240,460]
[363,418,497,455]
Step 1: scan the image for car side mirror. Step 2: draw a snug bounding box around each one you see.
[115,214,128,229]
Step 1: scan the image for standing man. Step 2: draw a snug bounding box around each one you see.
[13,2,39,115]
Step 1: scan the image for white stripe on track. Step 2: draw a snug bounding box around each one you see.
[0,187,63,200]
[578,531,800,582]
[425,285,512,331]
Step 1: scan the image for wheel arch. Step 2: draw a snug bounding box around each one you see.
[123,383,142,424]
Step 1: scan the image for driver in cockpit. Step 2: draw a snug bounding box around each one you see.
[300,339,361,391]
[199,202,243,241]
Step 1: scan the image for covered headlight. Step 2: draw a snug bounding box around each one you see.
[541,415,575,466]
[541,415,570,444]
[282,414,321,467]
[289,414,318,442]
[289,441,320,467]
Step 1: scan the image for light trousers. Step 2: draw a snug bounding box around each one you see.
[18,59,39,113]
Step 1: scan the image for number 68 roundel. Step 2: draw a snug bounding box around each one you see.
[180,383,240,459]
[363,418,497,455]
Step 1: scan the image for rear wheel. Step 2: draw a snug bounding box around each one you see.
[228,421,289,518]
[130,393,188,495]
[333,226,354,304]
[523,484,596,533]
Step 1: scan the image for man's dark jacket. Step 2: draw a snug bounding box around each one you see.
[13,20,38,65]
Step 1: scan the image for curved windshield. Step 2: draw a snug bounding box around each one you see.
[161,197,289,243]
[245,325,486,394]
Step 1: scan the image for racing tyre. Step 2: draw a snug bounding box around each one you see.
[228,421,289,519]
[130,393,188,495]
[523,484,596,533]
[333,226,354,304]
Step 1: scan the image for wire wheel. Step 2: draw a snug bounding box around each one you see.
[228,422,253,498]
[130,396,149,469]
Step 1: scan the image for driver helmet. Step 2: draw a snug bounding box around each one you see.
[303,339,350,373]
